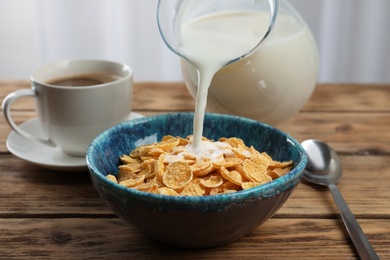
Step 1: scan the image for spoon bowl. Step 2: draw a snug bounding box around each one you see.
[302,139,342,185]
[302,139,379,260]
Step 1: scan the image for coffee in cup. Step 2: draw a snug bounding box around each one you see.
[2,59,133,157]
[47,72,122,87]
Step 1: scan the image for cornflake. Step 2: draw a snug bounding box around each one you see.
[107,136,293,196]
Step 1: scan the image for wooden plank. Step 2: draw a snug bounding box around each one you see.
[303,84,390,112]
[0,154,109,216]
[0,218,387,259]
[278,112,390,155]
[132,82,195,111]
[1,81,389,258]
[0,154,389,218]
[2,81,390,112]
[279,155,390,217]
[122,83,390,113]
[0,111,156,153]
[0,81,195,112]
[3,111,390,155]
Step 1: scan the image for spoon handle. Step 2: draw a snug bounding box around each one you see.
[328,184,379,260]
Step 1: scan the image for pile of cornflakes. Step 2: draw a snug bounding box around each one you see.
[106,135,292,196]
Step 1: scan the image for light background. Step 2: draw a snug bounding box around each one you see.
[0,0,389,83]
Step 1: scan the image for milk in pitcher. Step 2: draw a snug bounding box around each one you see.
[180,11,269,150]
[181,10,318,135]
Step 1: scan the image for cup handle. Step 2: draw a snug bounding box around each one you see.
[2,89,55,147]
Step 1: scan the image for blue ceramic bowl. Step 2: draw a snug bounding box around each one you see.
[87,113,307,248]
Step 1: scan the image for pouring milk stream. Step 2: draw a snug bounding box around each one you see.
[179,11,271,151]
[158,0,318,153]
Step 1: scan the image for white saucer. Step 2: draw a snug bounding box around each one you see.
[6,112,144,171]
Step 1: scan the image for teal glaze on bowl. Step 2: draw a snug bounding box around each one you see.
[87,112,307,248]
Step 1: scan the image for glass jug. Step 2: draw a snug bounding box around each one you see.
[158,0,318,126]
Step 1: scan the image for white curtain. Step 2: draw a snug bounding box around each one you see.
[0,0,389,83]
[290,0,390,83]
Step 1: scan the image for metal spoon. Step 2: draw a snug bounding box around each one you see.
[301,139,379,260]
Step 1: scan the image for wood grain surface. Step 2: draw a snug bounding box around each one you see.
[0,81,389,259]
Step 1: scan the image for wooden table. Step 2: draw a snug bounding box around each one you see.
[1,81,389,259]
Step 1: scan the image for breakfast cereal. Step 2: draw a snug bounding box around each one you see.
[106,136,292,196]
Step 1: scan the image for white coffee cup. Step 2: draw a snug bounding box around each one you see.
[2,59,133,157]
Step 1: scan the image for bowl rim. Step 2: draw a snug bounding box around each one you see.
[86,112,307,204]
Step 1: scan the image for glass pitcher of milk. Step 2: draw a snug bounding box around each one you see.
[158,0,318,127]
